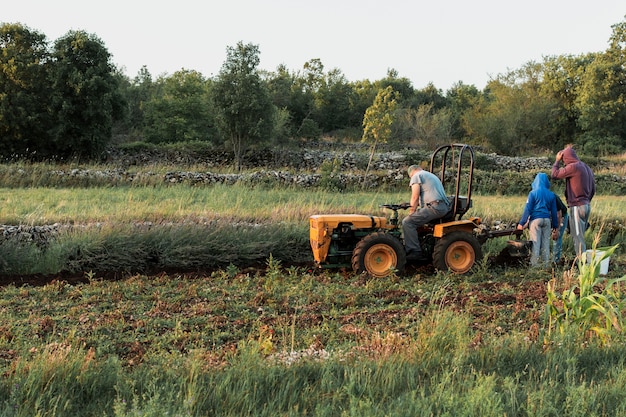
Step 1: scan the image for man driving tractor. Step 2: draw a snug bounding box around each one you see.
[402,165,450,262]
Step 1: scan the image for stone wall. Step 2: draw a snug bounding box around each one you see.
[1,147,622,247]
[108,146,558,173]
[38,147,620,193]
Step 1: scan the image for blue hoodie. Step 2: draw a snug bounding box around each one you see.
[519,173,559,228]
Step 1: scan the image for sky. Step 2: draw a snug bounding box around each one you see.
[4,0,625,91]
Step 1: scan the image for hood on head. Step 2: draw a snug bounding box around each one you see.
[562,147,580,164]
[532,172,551,190]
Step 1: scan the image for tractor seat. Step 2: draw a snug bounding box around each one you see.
[431,196,471,225]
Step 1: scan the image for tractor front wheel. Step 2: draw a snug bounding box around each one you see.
[433,231,482,274]
[352,232,406,277]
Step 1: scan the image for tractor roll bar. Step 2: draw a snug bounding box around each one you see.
[429,143,475,220]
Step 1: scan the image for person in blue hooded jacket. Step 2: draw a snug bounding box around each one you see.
[516,172,559,268]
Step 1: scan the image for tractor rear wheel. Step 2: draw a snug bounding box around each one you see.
[352,232,406,277]
[433,231,482,274]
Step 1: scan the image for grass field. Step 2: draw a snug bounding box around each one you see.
[0,184,623,225]
[0,184,623,277]
[2,185,522,224]
[0,178,625,415]
[1,248,626,415]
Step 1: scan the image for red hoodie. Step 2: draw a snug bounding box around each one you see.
[551,147,595,207]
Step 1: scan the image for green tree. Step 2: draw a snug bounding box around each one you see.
[302,58,325,92]
[48,30,124,159]
[376,69,415,106]
[270,106,292,146]
[211,42,274,171]
[285,58,361,139]
[314,68,355,133]
[142,69,216,144]
[540,54,591,150]
[289,59,324,138]
[362,86,398,177]
[266,64,299,141]
[266,64,294,111]
[394,104,454,148]
[350,79,378,122]
[445,81,481,140]
[463,67,559,155]
[0,23,51,158]
[119,65,155,141]
[265,64,328,145]
[410,82,448,110]
[574,18,626,154]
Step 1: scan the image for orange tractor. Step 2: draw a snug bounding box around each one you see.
[309,144,520,276]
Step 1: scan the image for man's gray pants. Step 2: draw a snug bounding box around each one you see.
[402,203,449,256]
[569,204,590,259]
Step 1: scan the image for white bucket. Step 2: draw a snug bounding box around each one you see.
[586,250,610,275]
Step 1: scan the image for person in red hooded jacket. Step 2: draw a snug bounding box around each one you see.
[551,145,595,260]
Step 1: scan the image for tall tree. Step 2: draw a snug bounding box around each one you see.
[120,65,155,140]
[463,68,559,155]
[143,69,216,144]
[410,82,447,110]
[445,81,481,140]
[314,68,355,132]
[266,64,294,110]
[289,59,323,138]
[211,42,274,171]
[0,23,51,157]
[394,104,454,148]
[265,64,297,140]
[376,69,415,106]
[362,86,398,178]
[574,18,626,154]
[540,54,592,149]
[350,79,378,131]
[48,30,124,159]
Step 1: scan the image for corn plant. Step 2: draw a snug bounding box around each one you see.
[546,244,625,343]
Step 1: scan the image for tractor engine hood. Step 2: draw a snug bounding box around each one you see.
[309,214,388,263]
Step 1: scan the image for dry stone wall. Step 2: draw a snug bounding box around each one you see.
[95,147,563,190]
[35,147,620,192]
[108,146,556,173]
[0,147,622,246]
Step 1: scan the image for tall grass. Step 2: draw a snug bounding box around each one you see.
[3,344,119,417]
[0,186,622,276]
[0,222,311,276]
[0,186,622,226]
[0,185,405,225]
[4,307,626,416]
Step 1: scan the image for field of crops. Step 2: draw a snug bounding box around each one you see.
[0,159,626,416]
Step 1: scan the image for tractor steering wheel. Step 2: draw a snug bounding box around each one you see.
[380,203,411,211]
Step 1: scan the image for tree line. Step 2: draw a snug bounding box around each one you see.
[1,19,625,167]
